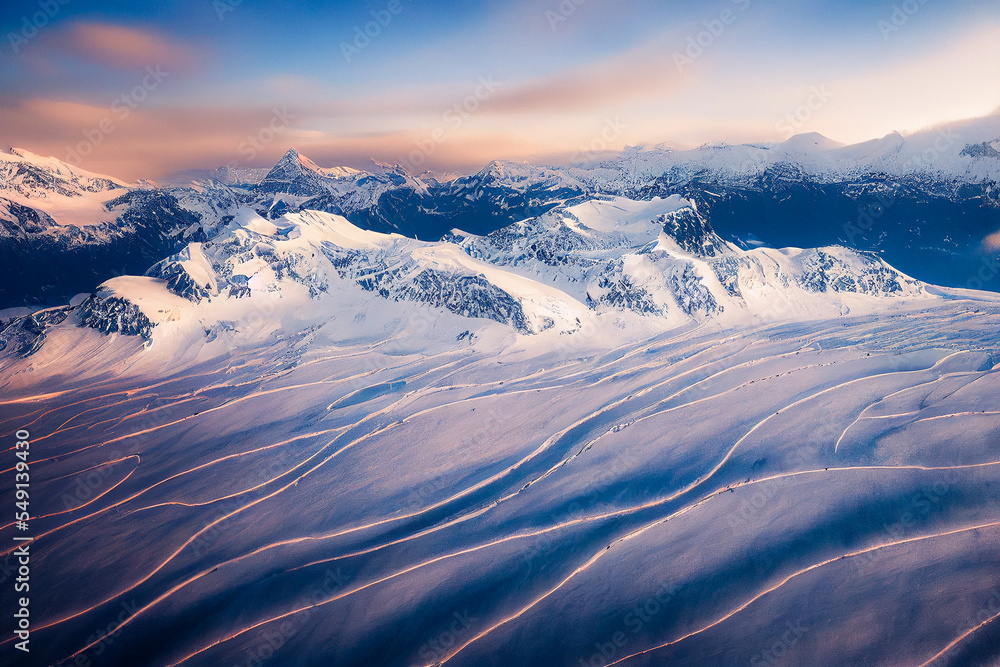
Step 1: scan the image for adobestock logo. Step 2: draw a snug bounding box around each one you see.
[64,65,169,166]
[228,106,297,166]
[341,0,411,63]
[877,0,931,40]
[569,117,629,164]
[400,75,501,171]
[673,0,752,72]
[545,0,587,31]
[7,0,70,54]
[774,86,833,139]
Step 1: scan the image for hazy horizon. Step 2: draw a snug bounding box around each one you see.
[2,0,999,179]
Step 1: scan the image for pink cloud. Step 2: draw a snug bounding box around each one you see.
[58,21,199,72]
[0,95,566,180]
[481,41,684,115]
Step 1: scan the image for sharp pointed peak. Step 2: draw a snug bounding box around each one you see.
[474,160,506,179]
[274,148,319,171]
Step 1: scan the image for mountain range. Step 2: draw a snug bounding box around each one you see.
[3,116,1000,667]
[2,114,999,315]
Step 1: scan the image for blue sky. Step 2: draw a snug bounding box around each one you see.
[1,0,998,178]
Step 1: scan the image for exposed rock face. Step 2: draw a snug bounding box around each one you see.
[322,245,537,334]
[658,206,727,258]
[0,307,71,356]
[78,293,154,339]
[799,249,908,295]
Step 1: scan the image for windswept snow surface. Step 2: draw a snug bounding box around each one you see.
[1,274,999,665]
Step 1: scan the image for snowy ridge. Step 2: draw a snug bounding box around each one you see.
[0,147,130,195]
[448,197,926,327]
[0,148,128,229]
[256,148,367,197]
[3,195,915,353]
[145,208,587,335]
[3,114,998,310]
[564,114,1000,190]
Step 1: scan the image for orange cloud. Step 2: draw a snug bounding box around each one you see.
[59,21,199,72]
[0,94,574,180]
[482,40,683,115]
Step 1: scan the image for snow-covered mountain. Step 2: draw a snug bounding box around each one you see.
[2,114,998,311]
[447,197,922,323]
[255,148,364,196]
[2,194,931,361]
[0,147,127,201]
[2,120,1000,667]
[0,149,250,308]
[1,221,998,667]
[565,114,1000,189]
[0,147,127,232]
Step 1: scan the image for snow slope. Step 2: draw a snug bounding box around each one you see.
[0,148,129,229]
[0,115,998,667]
[0,193,926,357]
[0,287,998,666]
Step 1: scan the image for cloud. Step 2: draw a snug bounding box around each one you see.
[789,22,1000,143]
[0,93,600,180]
[3,17,997,181]
[53,21,200,72]
[480,39,683,115]
[0,97,300,179]
[983,230,1000,253]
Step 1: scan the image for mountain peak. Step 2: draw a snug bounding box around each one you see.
[273,148,322,173]
[776,132,845,153]
[478,160,505,179]
[256,149,364,196]
[0,147,130,195]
